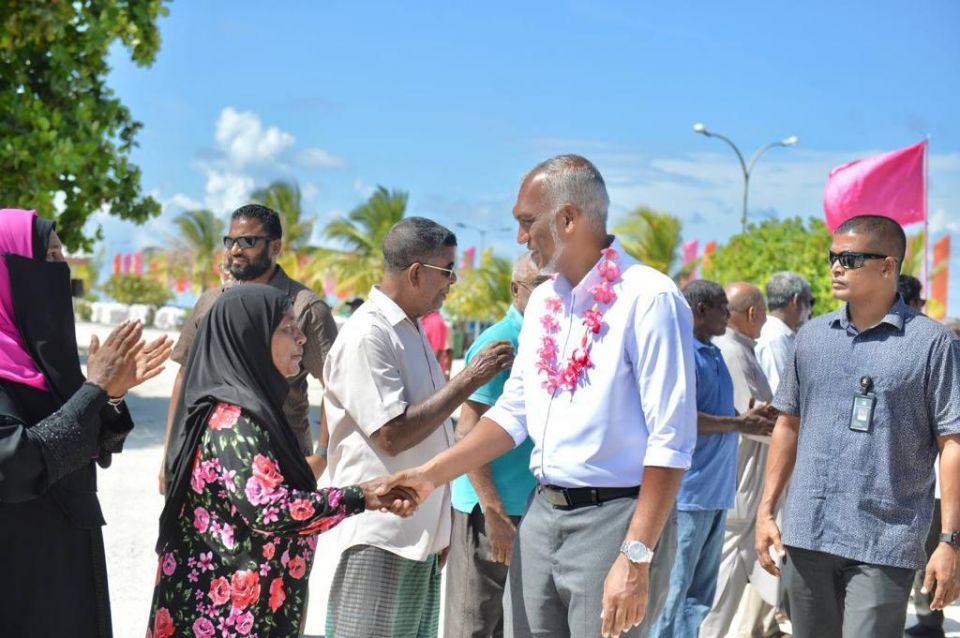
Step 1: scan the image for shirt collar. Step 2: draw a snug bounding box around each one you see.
[554,236,631,297]
[831,294,909,332]
[765,314,794,337]
[695,337,720,353]
[724,326,757,348]
[367,286,411,327]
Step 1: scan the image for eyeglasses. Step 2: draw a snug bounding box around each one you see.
[223,235,274,250]
[417,262,456,279]
[515,275,552,290]
[828,251,889,269]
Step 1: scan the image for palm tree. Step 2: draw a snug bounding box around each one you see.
[171,209,225,292]
[313,186,408,298]
[249,181,314,250]
[613,206,694,282]
[445,249,513,323]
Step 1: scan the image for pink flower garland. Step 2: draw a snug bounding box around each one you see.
[536,247,621,395]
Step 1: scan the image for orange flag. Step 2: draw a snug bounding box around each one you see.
[929,235,950,320]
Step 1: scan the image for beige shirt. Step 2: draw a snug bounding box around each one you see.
[324,287,453,561]
[170,266,338,454]
[714,327,774,523]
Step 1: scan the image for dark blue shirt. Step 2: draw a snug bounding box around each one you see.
[773,297,960,569]
[677,338,738,511]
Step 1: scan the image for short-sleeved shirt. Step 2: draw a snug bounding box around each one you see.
[773,297,960,569]
[170,266,338,454]
[323,287,453,561]
[677,338,738,511]
[451,305,536,517]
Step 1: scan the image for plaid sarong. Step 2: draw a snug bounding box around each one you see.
[326,545,441,638]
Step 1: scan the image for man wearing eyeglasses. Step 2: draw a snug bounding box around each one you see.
[755,215,960,638]
[158,203,339,493]
[323,217,514,638]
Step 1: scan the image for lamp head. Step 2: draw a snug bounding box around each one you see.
[781,135,799,146]
[693,122,707,135]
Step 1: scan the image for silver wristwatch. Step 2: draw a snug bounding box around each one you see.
[620,540,654,564]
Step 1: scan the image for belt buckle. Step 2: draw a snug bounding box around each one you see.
[539,485,571,508]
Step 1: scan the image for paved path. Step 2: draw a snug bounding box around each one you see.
[75,322,959,637]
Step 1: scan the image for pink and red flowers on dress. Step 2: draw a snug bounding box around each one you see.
[536,248,621,396]
[229,570,261,610]
[208,403,241,431]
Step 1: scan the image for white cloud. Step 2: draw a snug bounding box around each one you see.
[204,170,255,215]
[214,107,295,167]
[297,147,346,169]
[352,178,374,198]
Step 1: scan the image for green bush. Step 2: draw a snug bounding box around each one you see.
[102,274,173,307]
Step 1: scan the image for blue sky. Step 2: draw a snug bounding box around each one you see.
[93,1,960,313]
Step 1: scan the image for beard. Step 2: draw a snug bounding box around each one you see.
[227,250,272,281]
[538,214,565,276]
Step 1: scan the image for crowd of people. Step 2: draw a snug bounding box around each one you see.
[1,153,958,638]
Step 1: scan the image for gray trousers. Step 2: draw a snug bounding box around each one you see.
[503,491,676,638]
[445,506,521,638]
[781,545,914,638]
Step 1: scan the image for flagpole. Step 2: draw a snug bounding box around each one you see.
[923,135,930,294]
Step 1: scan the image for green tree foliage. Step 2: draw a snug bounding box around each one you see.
[702,217,839,315]
[1,1,170,250]
[171,209,224,292]
[103,273,172,306]
[314,186,407,298]
[613,207,694,281]
[250,181,314,250]
[445,249,513,323]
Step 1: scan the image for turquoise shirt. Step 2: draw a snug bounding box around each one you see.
[451,305,536,516]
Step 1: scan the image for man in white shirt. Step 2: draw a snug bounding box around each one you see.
[376,155,698,638]
[755,272,813,393]
[323,217,513,638]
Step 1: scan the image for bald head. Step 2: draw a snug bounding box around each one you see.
[725,282,767,339]
[511,251,544,315]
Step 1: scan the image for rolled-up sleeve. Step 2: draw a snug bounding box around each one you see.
[485,322,531,447]
[631,291,697,469]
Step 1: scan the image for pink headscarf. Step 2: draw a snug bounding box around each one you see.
[0,208,49,390]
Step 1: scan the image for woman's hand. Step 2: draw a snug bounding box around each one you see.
[87,322,173,397]
[359,478,420,517]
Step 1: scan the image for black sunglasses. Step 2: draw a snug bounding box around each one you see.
[828,250,889,270]
[223,235,275,250]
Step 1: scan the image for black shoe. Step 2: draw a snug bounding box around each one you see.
[904,623,945,638]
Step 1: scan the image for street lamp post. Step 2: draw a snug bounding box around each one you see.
[693,123,798,233]
[454,222,513,254]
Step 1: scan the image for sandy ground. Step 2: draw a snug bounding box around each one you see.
[77,321,960,637]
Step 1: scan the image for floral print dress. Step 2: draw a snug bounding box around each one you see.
[147,402,365,638]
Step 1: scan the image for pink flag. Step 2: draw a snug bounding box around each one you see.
[121,253,132,275]
[682,239,699,281]
[133,251,143,275]
[461,246,476,271]
[823,140,926,231]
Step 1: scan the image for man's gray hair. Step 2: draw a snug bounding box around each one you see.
[765,271,812,311]
[512,251,536,280]
[382,217,457,272]
[525,154,609,233]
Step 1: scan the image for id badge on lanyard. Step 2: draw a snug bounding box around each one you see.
[849,376,876,433]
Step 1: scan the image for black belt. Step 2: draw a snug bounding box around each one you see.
[537,484,640,510]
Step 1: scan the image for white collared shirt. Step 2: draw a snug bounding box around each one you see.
[755,315,796,394]
[324,286,453,561]
[485,240,697,488]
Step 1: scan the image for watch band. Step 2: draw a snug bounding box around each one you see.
[939,531,960,547]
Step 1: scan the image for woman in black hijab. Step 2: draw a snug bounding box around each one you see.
[0,208,172,638]
[148,284,413,638]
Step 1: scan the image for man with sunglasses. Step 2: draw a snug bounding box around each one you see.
[159,203,339,493]
[755,215,960,638]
